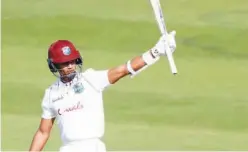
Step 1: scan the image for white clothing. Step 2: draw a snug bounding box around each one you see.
[41,68,110,146]
[59,138,106,152]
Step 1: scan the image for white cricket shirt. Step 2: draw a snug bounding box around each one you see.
[41,68,110,145]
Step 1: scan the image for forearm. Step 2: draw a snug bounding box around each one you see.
[129,56,147,71]
[29,130,50,152]
[108,51,157,84]
[108,56,146,84]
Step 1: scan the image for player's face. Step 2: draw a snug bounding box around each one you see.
[57,60,77,76]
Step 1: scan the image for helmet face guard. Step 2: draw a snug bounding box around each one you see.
[47,57,83,73]
[47,40,83,76]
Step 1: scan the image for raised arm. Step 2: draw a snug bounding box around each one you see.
[107,56,145,84]
[108,31,176,84]
[29,118,55,152]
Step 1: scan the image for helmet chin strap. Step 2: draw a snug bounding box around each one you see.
[51,63,83,83]
[60,71,77,83]
[56,64,83,83]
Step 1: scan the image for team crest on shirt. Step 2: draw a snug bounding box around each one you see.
[73,82,84,94]
[62,46,71,55]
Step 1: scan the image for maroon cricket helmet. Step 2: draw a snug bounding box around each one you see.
[47,40,83,72]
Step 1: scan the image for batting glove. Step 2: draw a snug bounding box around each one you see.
[150,30,176,57]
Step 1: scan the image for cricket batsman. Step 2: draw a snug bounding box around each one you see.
[29,31,177,152]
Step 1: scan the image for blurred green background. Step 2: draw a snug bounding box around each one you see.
[2,0,248,151]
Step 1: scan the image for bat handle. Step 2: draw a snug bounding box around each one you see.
[164,41,177,74]
[160,31,177,74]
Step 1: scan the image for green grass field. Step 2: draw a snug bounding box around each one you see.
[2,0,248,151]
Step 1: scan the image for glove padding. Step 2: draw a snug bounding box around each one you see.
[150,30,176,57]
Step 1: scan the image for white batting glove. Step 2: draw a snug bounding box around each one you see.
[150,30,176,57]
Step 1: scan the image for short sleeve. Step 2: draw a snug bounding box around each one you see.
[41,89,56,119]
[84,68,111,92]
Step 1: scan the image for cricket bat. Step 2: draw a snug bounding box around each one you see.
[150,0,178,75]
